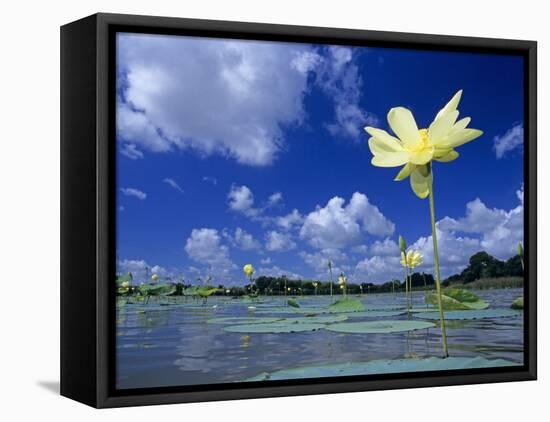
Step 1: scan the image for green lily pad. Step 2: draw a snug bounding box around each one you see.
[182,286,200,296]
[425,292,488,310]
[413,308,522,320]
[207,317,282,325]
[117,286,130,295]
[246,356,519,381]
[328,298,365,313]
[282,315,348,324]
[511,297,524,310]
[443,288,482,303]
[224,322,325,333]
[287,299,300,308]
[196,286,218,298]
[325,320,435,334]
[255,307,326,315]
[345,310,406,318]
[365,305,406,311]
[138,283,176,296]
[409,307,437,313]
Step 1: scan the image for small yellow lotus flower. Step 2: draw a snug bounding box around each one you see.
[400,250,423,269]
[287,287,291,291]
[365,90,483,198]
[340,285,344,289]
[121,281,130,288]
[338,274,347,285]
[151,274,159,282]
[243,264,255,277]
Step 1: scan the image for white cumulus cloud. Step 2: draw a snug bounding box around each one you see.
[120,187,147,200]
[265,230,297,252]
[267,192,283,206]
[223,227,261,251]
[300,192,394,249]
[117,33,315,166]
[354,255,403,284]
[227,185,259,217]
[117,259,173,283]
[275,209,304,231]
[315,47,378,140]
[494,123,523,159]
[184,228,235,274]
[299,248,348,278]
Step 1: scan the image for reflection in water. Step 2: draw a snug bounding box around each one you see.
[116,288,524,389]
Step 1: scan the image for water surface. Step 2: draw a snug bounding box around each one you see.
[116,288,524,389]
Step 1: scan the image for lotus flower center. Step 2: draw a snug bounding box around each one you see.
[405,128,433,153]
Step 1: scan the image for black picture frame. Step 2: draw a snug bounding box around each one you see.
[60,12,537,408]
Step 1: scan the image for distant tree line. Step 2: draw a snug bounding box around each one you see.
[118,250,522,296]
[442,251,523,286]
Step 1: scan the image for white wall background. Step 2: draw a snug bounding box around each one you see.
[1,0,547,419]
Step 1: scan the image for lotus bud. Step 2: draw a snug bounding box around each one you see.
[517,242,523,257]
[243,264,255,277]
[399,235,407,253]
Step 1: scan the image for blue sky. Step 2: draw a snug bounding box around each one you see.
[116,33,524,285]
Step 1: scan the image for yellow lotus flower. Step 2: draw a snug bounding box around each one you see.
[365,90,483,198]
[121,280,130,288]
[243,264,255,277]
[338,274,347,285]
[151,274,159,282]
[400,250,423,269]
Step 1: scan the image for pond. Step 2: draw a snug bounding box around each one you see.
[116,288,523,389]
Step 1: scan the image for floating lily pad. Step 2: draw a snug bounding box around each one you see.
[287,299,300,308]
[224,322,325,333]
[413,308,522,320]
[138,283,176,296]
[282,315,348,324]
[345,310,406,318]
[443,288,482,303]
[511,297,524,310]
[246,356,519,381]
[425,292,488,310]
[365,305,406,311]
[328,298,365,313]
[325,320,435,334]
[409,307,437,313]
[256,307,326,315]
[207,317,282,325]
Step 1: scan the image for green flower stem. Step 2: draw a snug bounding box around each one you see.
[328,265,334,297]
[408,267,412,310]
[519,253,524,271]
[427,165,449,358]
[404,265,409,311]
